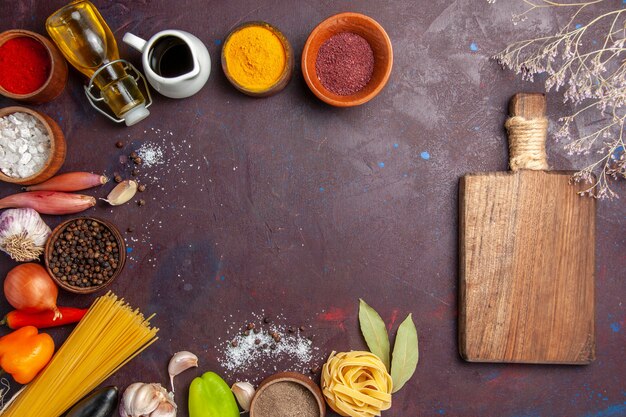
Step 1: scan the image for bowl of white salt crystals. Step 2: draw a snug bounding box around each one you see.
[0,106,66,185]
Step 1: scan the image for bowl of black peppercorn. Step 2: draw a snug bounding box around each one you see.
[44,217,126,294]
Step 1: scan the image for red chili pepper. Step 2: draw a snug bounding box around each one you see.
[0,307,88,329]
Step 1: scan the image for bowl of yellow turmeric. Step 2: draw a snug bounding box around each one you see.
[221,21,294,97]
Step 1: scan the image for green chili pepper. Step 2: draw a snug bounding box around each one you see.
[189,371,239,417]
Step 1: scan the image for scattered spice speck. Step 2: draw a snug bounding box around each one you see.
[120,127,203,268]
[217,311,323,381]
[136,142,164,168]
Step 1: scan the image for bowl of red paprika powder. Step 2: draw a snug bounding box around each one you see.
[302,13,393,107]
[0,29,68,104]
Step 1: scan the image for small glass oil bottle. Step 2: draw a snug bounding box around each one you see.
[46,0,150,125]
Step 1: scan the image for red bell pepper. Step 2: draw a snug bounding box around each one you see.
[0,307,88,329]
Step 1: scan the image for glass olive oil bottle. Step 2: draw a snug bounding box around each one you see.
[46,0,149,125]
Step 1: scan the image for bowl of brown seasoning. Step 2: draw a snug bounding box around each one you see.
[302,12,393,107]
[250,372,326,417]
[45,217,126,294]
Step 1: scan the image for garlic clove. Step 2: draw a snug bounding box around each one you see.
[149,400,177,417]
[131,383,162,416]
[103,180,137,206]
[120,383,177,417]
[151,383,172,401]
[121,382,143,416]
[168,351,198,392]
[231,381,255,412]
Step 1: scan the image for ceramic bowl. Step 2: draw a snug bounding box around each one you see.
[249,371,326,417]
[0,106,66,185]
[0,29,68,104]
[222,21,294,97]
[45,217,127,295]
[301,12,393,107]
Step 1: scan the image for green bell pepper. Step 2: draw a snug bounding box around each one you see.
[189,371,239,417]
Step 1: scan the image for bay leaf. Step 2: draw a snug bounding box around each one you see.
[390,313,418,393]
[358,298,390,370]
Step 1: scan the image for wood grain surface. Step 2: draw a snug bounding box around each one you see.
[459,170,596,363]
[459,93,596,364]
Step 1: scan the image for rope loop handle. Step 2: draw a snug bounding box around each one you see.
[504,116,549,171]
[505,93,549,171]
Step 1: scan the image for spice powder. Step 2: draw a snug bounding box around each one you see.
[254,381,319,417]
[0,37,51,94]
[315,32,374,96]
[223,25,286,91]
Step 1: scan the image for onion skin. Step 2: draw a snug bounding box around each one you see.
[4,263,61,320]
[24,172,108,192]
[0,191,96,215]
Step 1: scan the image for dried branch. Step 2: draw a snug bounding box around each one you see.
[494,0,625,198]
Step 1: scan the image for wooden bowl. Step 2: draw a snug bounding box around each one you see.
[0,30,68,104]
[222,21,294,97]
[45,217,127,294]
[250,372,326,417]
[301,12,393,107]
[0,106,66,185]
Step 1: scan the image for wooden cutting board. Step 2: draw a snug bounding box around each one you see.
[459,93,596,364]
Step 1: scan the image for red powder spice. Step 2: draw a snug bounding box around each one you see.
[0,37,51,94]
[315,32,374,96]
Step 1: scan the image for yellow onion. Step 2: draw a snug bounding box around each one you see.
[4,263,61,319]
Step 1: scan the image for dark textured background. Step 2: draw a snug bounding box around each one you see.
[1,1,624,416]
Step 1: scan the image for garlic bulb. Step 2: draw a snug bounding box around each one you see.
[120,383,176,417]
[0,208,51,262]
[231,381,255,412]
[168,351,198,392]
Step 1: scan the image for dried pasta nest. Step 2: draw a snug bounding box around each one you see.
[321,351,393,417]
